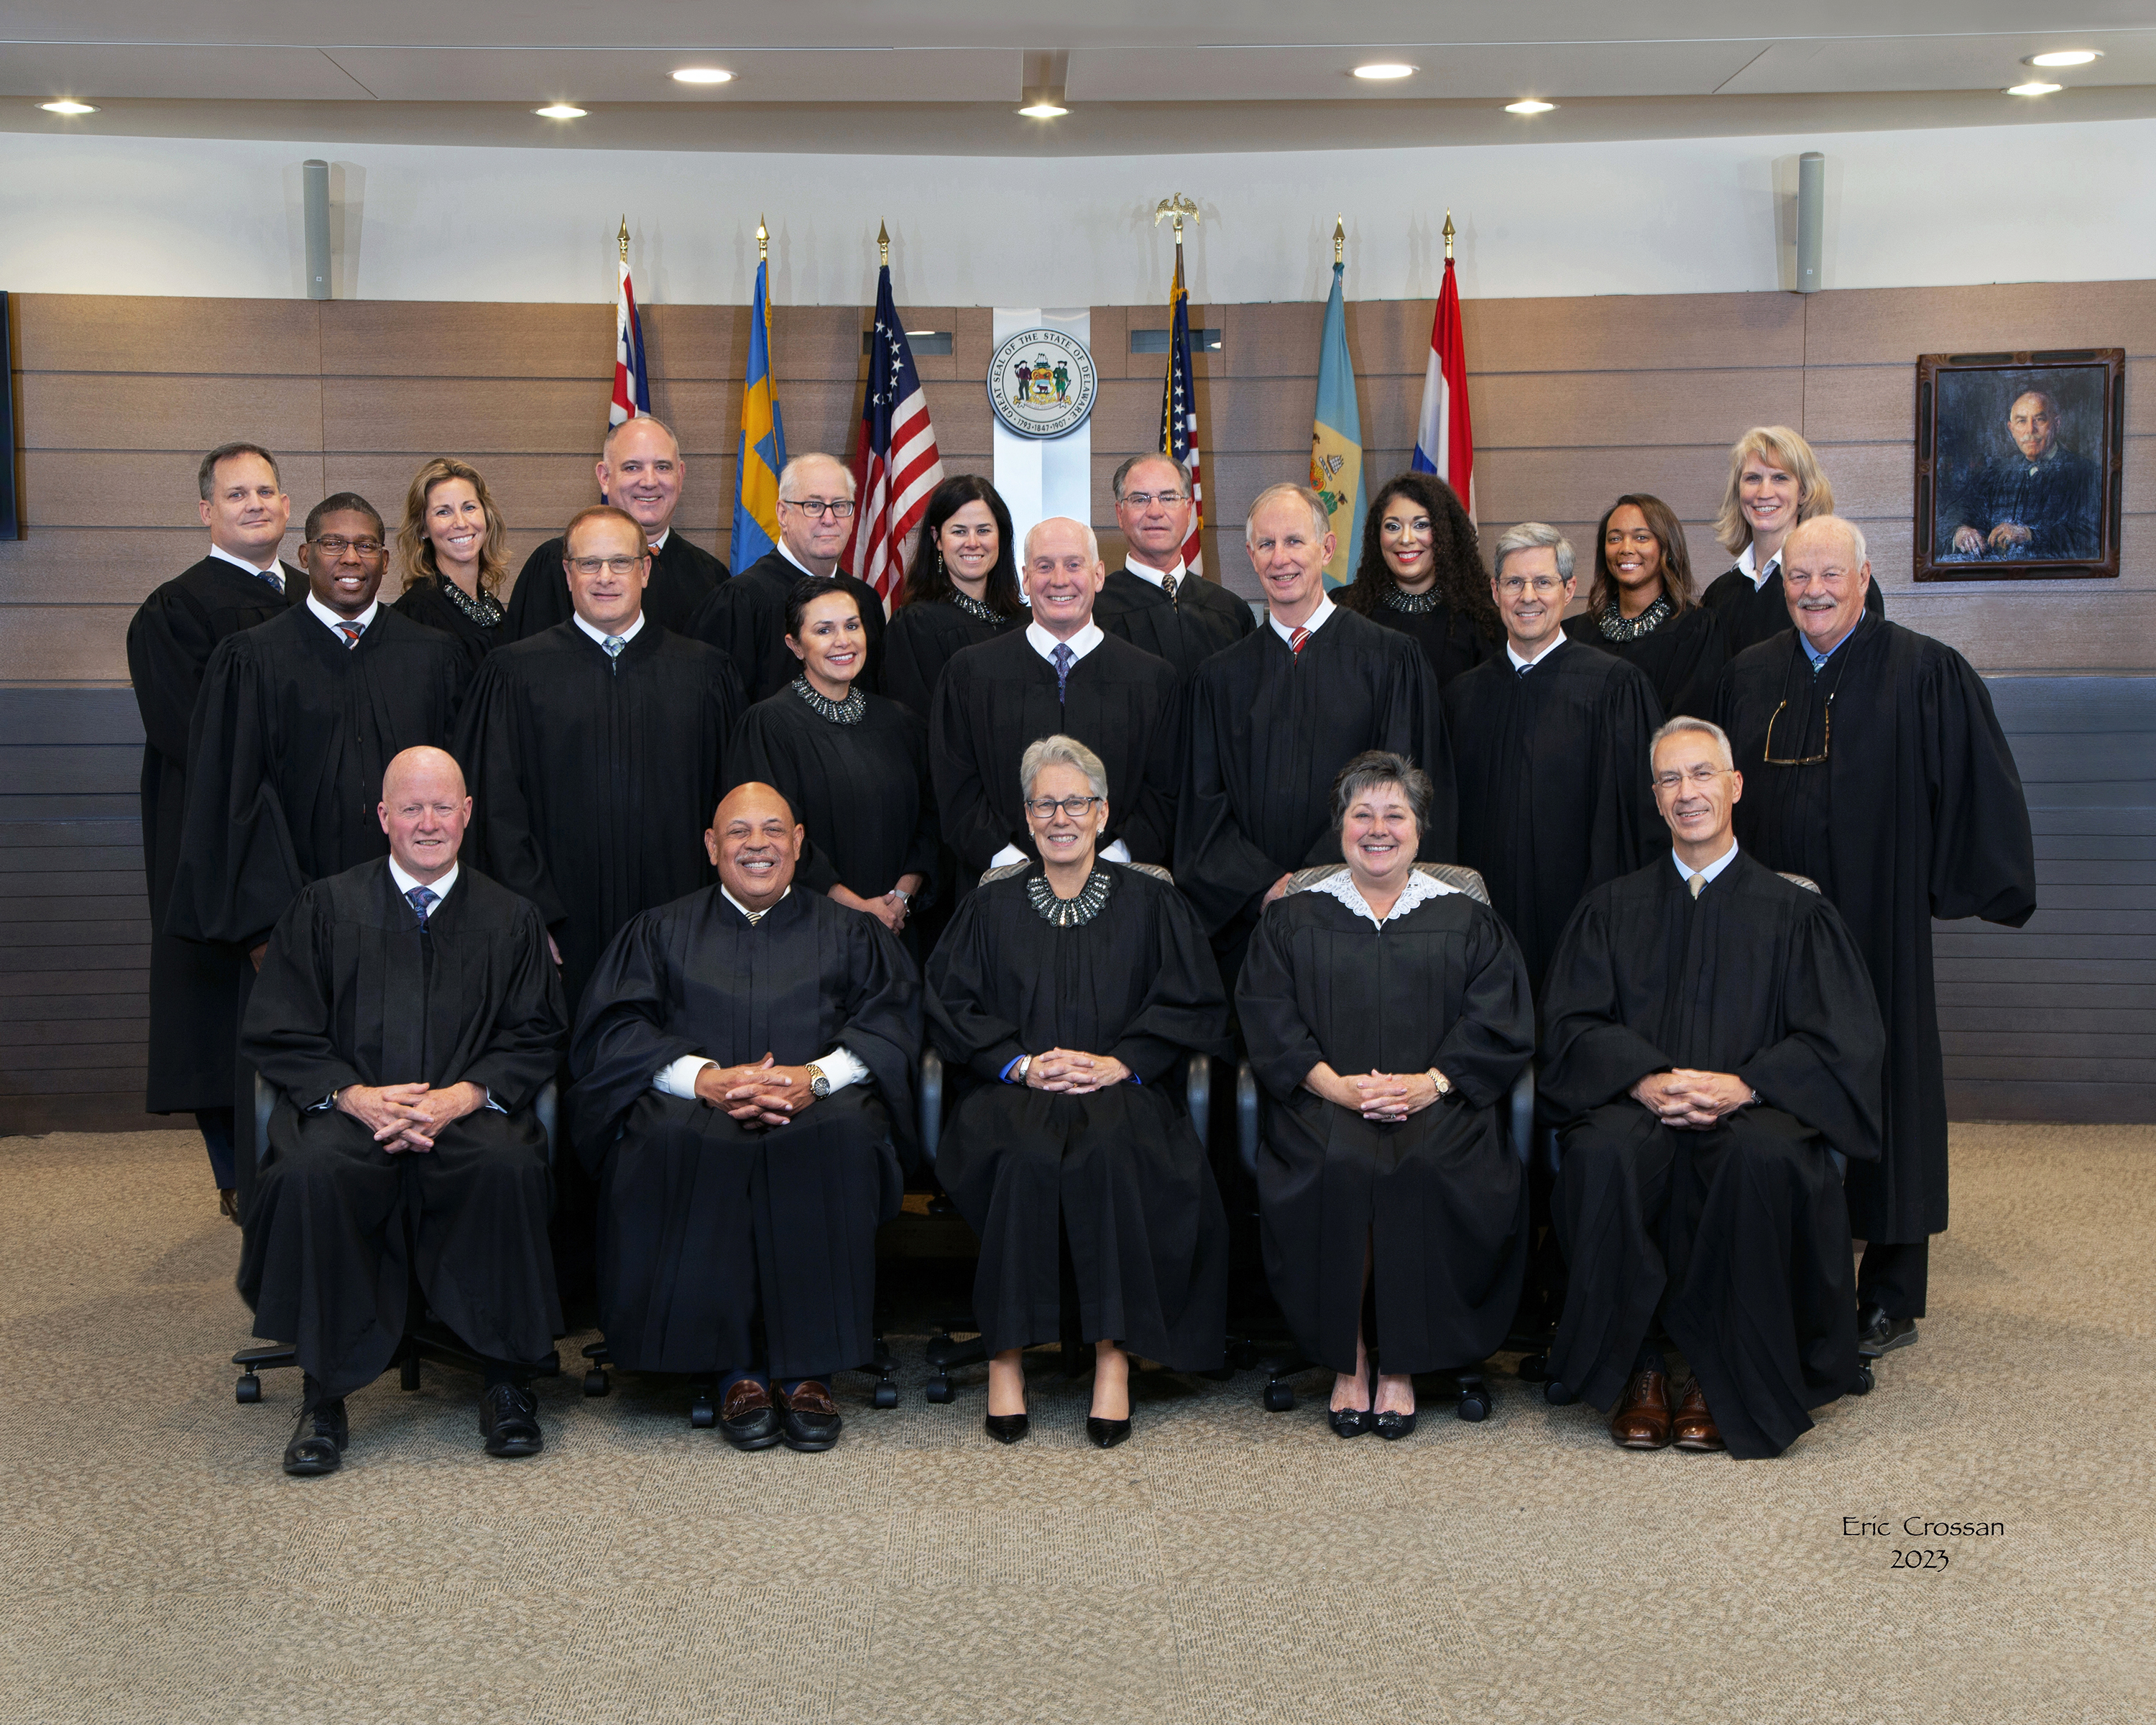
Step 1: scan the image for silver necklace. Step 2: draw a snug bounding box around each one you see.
[440,576,504,627]
[949,589,1000,623]
[1383,586,1442,615]
[791,676,865,725]
[1597,594,1673,642]
[1027,864,1113,926]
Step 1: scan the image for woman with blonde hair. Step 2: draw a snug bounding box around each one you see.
[1699,426,1880,655]
[392,456,512,661]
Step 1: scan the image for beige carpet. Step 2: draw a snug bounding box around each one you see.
[3,1124,2151,1725]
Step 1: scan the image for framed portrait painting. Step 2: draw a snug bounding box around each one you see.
[1914,348,2123,580]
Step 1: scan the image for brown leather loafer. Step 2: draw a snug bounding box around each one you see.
[719,1378,783,1451]
[1608,1366,1673,1449]
[776,1379,843,1453]
[1672,1378,1726,1452]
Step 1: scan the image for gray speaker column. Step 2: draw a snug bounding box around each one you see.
[303,160,332,300]
[1795,152,1825,294]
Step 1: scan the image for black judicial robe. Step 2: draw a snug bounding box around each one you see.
[930,628,1181,879]
[687,549,888,702]
[1364,596,1498,689]
[1094,567,1257,684]
[567,886,918,1376]
[1537,852,1886,1457]
[236,860,566,1397]
[502,530,728,643]
[1701,560,1885,656]
[1442,642,1663,993]
[927,862,1233,1366]
[1562,604,1729,721]
[1713,617,2035,1244]
[1178,609,1455,940]
[125,554,302,1113]
[453,621,746,1020]
[392,575,504,668]
[1236,876,1536,1376]
[882,597,1019,718]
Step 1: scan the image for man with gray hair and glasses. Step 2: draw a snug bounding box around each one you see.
[1443,520,1662,993]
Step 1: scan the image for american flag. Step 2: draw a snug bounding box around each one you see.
[1161,244,1204,574]
[609,251,650,428]
[847,264,944,610]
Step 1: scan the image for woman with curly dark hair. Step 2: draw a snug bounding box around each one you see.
[1561,493,1727,719]
[1335,471,1498,688]
[882,473,1026,718]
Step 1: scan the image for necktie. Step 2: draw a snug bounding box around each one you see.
[405,885,437,921]
[1160,571,1179,606]
[1516,659,1532,678]
[1687,873,1707,899]
[1289,627,1309,658]
[602,635,627,659]
[336,621,364,650]
[1051,642,1074,700]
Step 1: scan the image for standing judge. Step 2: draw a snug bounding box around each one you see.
[1562,494,1728,719]
[241,748,566,1476]
[930,517,1181,880]
[1179,481,1453,985]
[1443,522,1662,994]
[881,474,1027,718]
[1335,471,1499,689]
[502,415,727,640]
[1538,717,1886,1458]
[126,442,303,1213]
[1713,516,2034,1355]
[1700,427,1882,656]
[688,452,887,700]
[927,736,1233,1448]
[1237,753,1535,1438]
[1092,454,1256,682]
[391,456,512,664]
[568,783,918,1453]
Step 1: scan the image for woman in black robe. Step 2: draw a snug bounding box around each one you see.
[926,735,1232,1448]
[1333,471,1499,688]
[1562,492,1728,719]
[1237,752,1536,1439]
[881,474,1027,717]
[390,457,511,665]
[730,576,937,955]
[1698,426,1882,652]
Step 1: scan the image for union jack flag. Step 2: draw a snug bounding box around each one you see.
[1161,244,1203,574]
[847,264,944,610]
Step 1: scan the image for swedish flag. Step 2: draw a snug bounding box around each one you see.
[732,255,787,567]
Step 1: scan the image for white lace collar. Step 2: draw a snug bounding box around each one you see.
[1309,866,1455,927]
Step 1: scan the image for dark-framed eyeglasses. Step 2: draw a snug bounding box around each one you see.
[310,535,383,558]
[1762,695,1833,766]
[568,555,645,576]
[780,497,857,519]
[1024,795,1102,819]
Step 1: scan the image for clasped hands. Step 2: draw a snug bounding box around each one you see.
[1631,1068,1754,1130]
[829,875,921,935]
[1307,1062,1443,1123]
[1953,521,2033,556]
[338,1080,487,1152]
[1023,1049,1130,1094]
[694,1053,820,1128]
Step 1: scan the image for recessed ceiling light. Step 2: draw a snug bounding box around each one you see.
[671,67,734,84]
[535,103,586,119]
[2026,50,2101,68]
[1505,98,1556,114]
[2005,81,2062,97]
[1353,63,1417,80]
[40,98,97,114]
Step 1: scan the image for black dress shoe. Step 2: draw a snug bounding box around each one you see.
[479,1382,544,1458]
[1328,1405,1374,1438]
[776,1379,844,1452]
[282,1395,348,1476]
[985,1412,1030,1444]
[1373,1408,1418,1441]
[1086,1415,1131,1449]
[218,1188,240,1225]
[719,1378,783,1451]
[1856,1305,1919,1357]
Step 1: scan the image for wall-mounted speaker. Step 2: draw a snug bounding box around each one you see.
[1795,152,1825,294]
[303,160,332,300]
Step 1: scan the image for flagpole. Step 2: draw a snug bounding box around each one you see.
[1152,193,1205,578]
[618,216,630,263]
[1442,208,1455,262]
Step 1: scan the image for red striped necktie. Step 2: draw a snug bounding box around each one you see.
[336,621,364,649]
[1289,626,1310,657]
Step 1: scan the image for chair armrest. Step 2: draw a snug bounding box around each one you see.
[1507,1064,1537,1169]
[1236,1059,1260,1179]
[1183,1054,1212,1144]
[918,1048,944,1169]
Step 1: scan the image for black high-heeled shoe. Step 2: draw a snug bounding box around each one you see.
[985,1412,1030,1444]
[1373,1407,1418,1441]
[1086,1415,1131,1448]
[1328,1404,1374,1438]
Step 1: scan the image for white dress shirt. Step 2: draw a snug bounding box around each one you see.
[992,621,1128,868]
[1123,557,1185,592]
[573,610,645,648]
[387,856,459,908]
[1506,632,1568,673]
[208,542,287,584]
[1736,542,1781,592]
[1267,593,1337,648]
[1673,841,1740,888]
[305,592,379,637]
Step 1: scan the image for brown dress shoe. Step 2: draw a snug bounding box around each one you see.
[218,1189,240,1224]
[1672,1379,1726,1452]
[1608,1367,1673,1449]
[775,1379,843,1452]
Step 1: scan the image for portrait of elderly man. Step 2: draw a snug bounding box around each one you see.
[240,747,568,1476]
[1537,717,1885,1459]
[567,783,919,1453]
[1948,385,2102,561]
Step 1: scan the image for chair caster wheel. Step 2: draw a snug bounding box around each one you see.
[1543,1379,1575,1407]
[1262,1381,1295,1413]
[689,1394,717,1430]
[925,1373,954,1405]
[1457,1388,1491,1422]
[583,1368,610,1397]
[1851,1363,1875,1396]
[872,1381,898,1410]
[235,1373,262,1404]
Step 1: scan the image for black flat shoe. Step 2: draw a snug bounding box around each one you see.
[1086,1416,1131,1449]
[1856,1305,1919,1357]
[985,1413,1031,1445]
[1373,1409,1418,1441]
[1328,1406,1374,1438]
[479,1382,544,1458]
[283,1395,348,1476]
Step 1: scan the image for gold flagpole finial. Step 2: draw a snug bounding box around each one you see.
[617,216,630,262]
[1334,216,1345,267]
[1442,208,1455,262]
[1153,192,1200,242]
[877,221,890,268]
[757,215,769,264]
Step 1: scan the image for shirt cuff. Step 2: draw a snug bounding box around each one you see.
[1102,838,1132,864]
[654,1056,716,1098]
[1000,1054,1028,1084]
[989,842,1026,868]
[815,1046,868,1091]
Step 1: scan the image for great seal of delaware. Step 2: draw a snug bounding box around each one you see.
[987,328,1097,440]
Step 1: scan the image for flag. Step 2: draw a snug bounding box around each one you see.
[1411,252,1475,523]
[1160,243,1204,575]
[847,264,944,610]
[732,255,787,569]
[609,252,650,427]
[1310,259,1365,587]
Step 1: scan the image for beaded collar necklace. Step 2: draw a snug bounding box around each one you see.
[1597,593,1673,642]
[1383,586,1442,615]
[1027,863,1113,927]
[949,589,1000,624]
[791,676,866,725]
[439,576,504,627]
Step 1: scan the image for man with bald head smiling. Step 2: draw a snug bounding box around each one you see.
[1714,514,2035,1355]
[930,515,1181,882]
[241,747,568,1476]
[569,782,919,1451]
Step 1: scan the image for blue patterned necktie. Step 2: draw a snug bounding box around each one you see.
[1051,642,1074,701]
[603,635,627,658]
[405,885,437,921]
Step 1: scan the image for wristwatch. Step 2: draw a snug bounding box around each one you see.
[806,1062,831,1098]
[1427,1069,1452,1100]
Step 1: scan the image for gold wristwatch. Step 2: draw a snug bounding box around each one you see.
[1427,1069,1452,1100]
[806,1062,831,1098]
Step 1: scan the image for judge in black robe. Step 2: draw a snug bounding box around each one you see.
[1699,426,1884,656]
[126,477,303,1194]
[883,473,1028,718]
[1096,452,1256,684]
[568,784,918,1443]
[1562,494,1728,719]
[238,749,565,1470]
[1444,525,1662,994]
[883,595,1018,719]
[1700,549,1885,656]
[394,574,505,667]
[1237,753,1535,1433]
[1538,721,1886,1459]
[926,740,1233,1440]
[1713,516,2035,1337]
[1335,470,1501,689]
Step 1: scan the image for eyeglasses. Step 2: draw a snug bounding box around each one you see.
[1119,491,1186,510]
[1762,696,1833,766]
[1650,765,1729,791]
[310,535,383,557]
[1498,575,1566,597]
[1024,796,1102,819]
[569,555,645,576]
[780,498,857,519]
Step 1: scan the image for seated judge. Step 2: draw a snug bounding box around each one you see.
[881,474,1028,719]
[241,748,566,1476]
[1562,493,1728,719]
[1335,471,1500,688]
[926,735,1233,1449]
[502,415,727,640]
[1699,426,1882,655]
[568,783,918,1453]
[688,452,888,700]
[729,576,935,950]
[1093,453,1256,681]
[1442,522,1662,995]
[1537,717,1884,1458]
[1237,753,1535,1438]
[931,517,1181,881]
[1950,388,2101,561]
[391,456,512,663]
[1179,481,1453,985]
